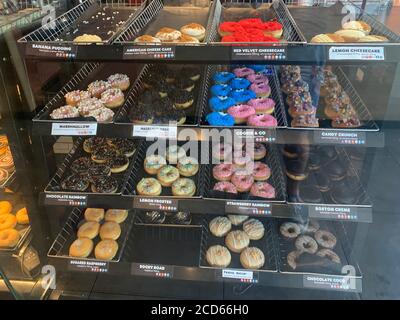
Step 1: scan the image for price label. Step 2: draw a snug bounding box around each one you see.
[329,46,384,61]
[134,197,178,212]
[314,131,366,145]
[44,194,87,207]
[231,47,286,61]
[303,274,359,292]
[68,260,108,273]
[123,46,175,60]
[225,201,271,215]
[133,125,177,139]
[26,43,77,59]
[219,269,258,283]
[234,128,276,142]
[308,205,372,223]
[131,263,173,278]
[51,123,97,136]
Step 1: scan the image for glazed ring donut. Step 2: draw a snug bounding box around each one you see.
[171,178,196,197]
[157,165,180,187]
[0,201,12,215]
[16,208,29,225]
[280,222,301,239]
[144,155,167,175]
[0,229,20,248]
[316,249,341,263]
[295,235,318,254]
[0,214,17,231]
[177,156,199,177]
[136,178,162,196]
[69,238,94,258]
[314,230,337,249]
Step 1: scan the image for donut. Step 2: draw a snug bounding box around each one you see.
[134,35,161,43]
[250,82,271,98]
[181,66,201,81]
[91,176,118,193]
[233,67,255,78]
[0,201,12,215]
[243,218,265,240]
[69,238,94,258]
[212,142,232,161]
[83,137,107,153]
[211,84,232,97]
[209,96,236,112]
[314,230,337,249]
[262,21,283,38]
[165,145,186,163]
[16,208,29,225]
[145,211,166,224]
[230,77,251,90]
[174,78,195,92]
[107,74,130,91]
[99,221,121,240]
[288,103,316,118]
[247,114,277,127]
[280,222,301,239]
[233,150,252,168]
[0,152,13,172]
[70,157,92,175]
[250,182,275,199]
[229,89,256,104]
[0,214,17,231]
[61,174,89,192]
[287,91,312,108]
[238,18,262,28]
[65,90,91,106]
[100,88,124,109]
[157,165,180,187]
[107,155,129,173]
[87,80,111,98]
[281,80,309,95]
[91,145,118,163]
[206,112,235,126]
[331,115,361,128]
[105,209,128,224]
[177,156,199,177]
[227,104,256,124]
[73,34,102,43]
[240,247,265,270]
[247,97,275,115]
[136,178,162,196]
[300,219,320,234]
[172,89,194,109]
[171,178,196,197]
[209,216,232,237]
[227,215,248,226]
[0,229,20,248]
[225,230,250,253]
[206,245,231,268]
[213,72,235,84]
[316,249,341,264]
[247,65,266,73]
[218,22,244,37]
[180,23,206,41]
[213,164,233,181]
[342,20,371,35]
[253,143,267,160]
[77,221,100,239]
[287,250,302,270]
[231,169,254,192]
[295,235,318,254]
[144,155,167,175]
[84,208,104,222]
[213,181,237,194]
[155,27,181,42]
[95,240,118,260]
[253,162,271,181]
[50,105,80,119]
[88,164,111,178]
[247,73,268,84]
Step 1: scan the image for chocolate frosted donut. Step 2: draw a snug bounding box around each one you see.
[91,145,118,164]
[61,173,90,191]
[107,155,129,173]
[181,66,201,81]
[174,78,195,91]
[108,138,136,158]
[138,89,161,105]
[83,137,107,153]
[71,157,92,175]
[171,212,192,225]
[91,176,118,193]
[145,211,166,224]
[129,106,154,124]
[88,163,111,177]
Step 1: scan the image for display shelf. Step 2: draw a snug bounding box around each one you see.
[47,213,361,292]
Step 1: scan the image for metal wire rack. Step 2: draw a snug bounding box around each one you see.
[199,64,288,129]
[199,216,278,272]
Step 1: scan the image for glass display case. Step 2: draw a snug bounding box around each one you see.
[0,0,400,300]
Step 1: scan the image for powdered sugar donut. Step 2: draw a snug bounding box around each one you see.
[213,181,237,194]
[250,82,271,98]
[247,98,275,114]
[247,114,277,127]
[231,169,254,192]
[213,164,234,181]
[250,181,275,198]
[227,104,256,124]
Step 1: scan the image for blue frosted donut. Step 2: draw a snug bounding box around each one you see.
[209,96,236,112]
[230,89,257,104]
[247,64,267,73]
[213,72,235,84]
[206,112,235,126]
[230,77,251,90]
[210,84,232,97]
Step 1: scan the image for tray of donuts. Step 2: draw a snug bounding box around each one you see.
[199,215,277,272]
[45,137,138,195]
[33,63,140,124]
[123,141,202,199]
[48,207,133,262]
[0,198,31,252]
[200,64,287,129]
[115,63,206,127]
[277,218,356,275]
[202,142,286,202]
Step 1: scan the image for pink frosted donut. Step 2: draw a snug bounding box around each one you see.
[247,74,269,84]
[233,67,255,78]
[247,114,277,128]
[227,104,256,124]
[250,82,271,98]
[231,169,254,192]
[253,162,271,181]
[213,181,238,194]
[212,142,232,161]
[253,142,267,160]
[250,182,276,198]
[247,98,275,114]
[213,164,234,181]
[233,150,252,167]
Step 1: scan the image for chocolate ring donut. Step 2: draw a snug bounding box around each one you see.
[71,157,92,175]
[61,173,89,191]
[91,176,118,194]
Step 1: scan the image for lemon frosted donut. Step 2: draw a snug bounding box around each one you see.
[144,155,167,175]
[171,178,196,197]
[165,145,186,163]
[0,229,20,248]
[69,238,94,258]
[0,214,17,231]
[136,178,162,196]
[177,156,199,177]
[157,165,180,187]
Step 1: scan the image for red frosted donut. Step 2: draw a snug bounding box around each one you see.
[253,162,271,181]
[247,98,275,114]
[250,181,276,199]
[247,114,277,127]
[213,181,238,194]
[212,142,233,161]
[221,35,237,42]
[219,22,245,37]
[231,169,254,192]
[238,18,263,29]
[228,104,256,124]
[213,164,234,181]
